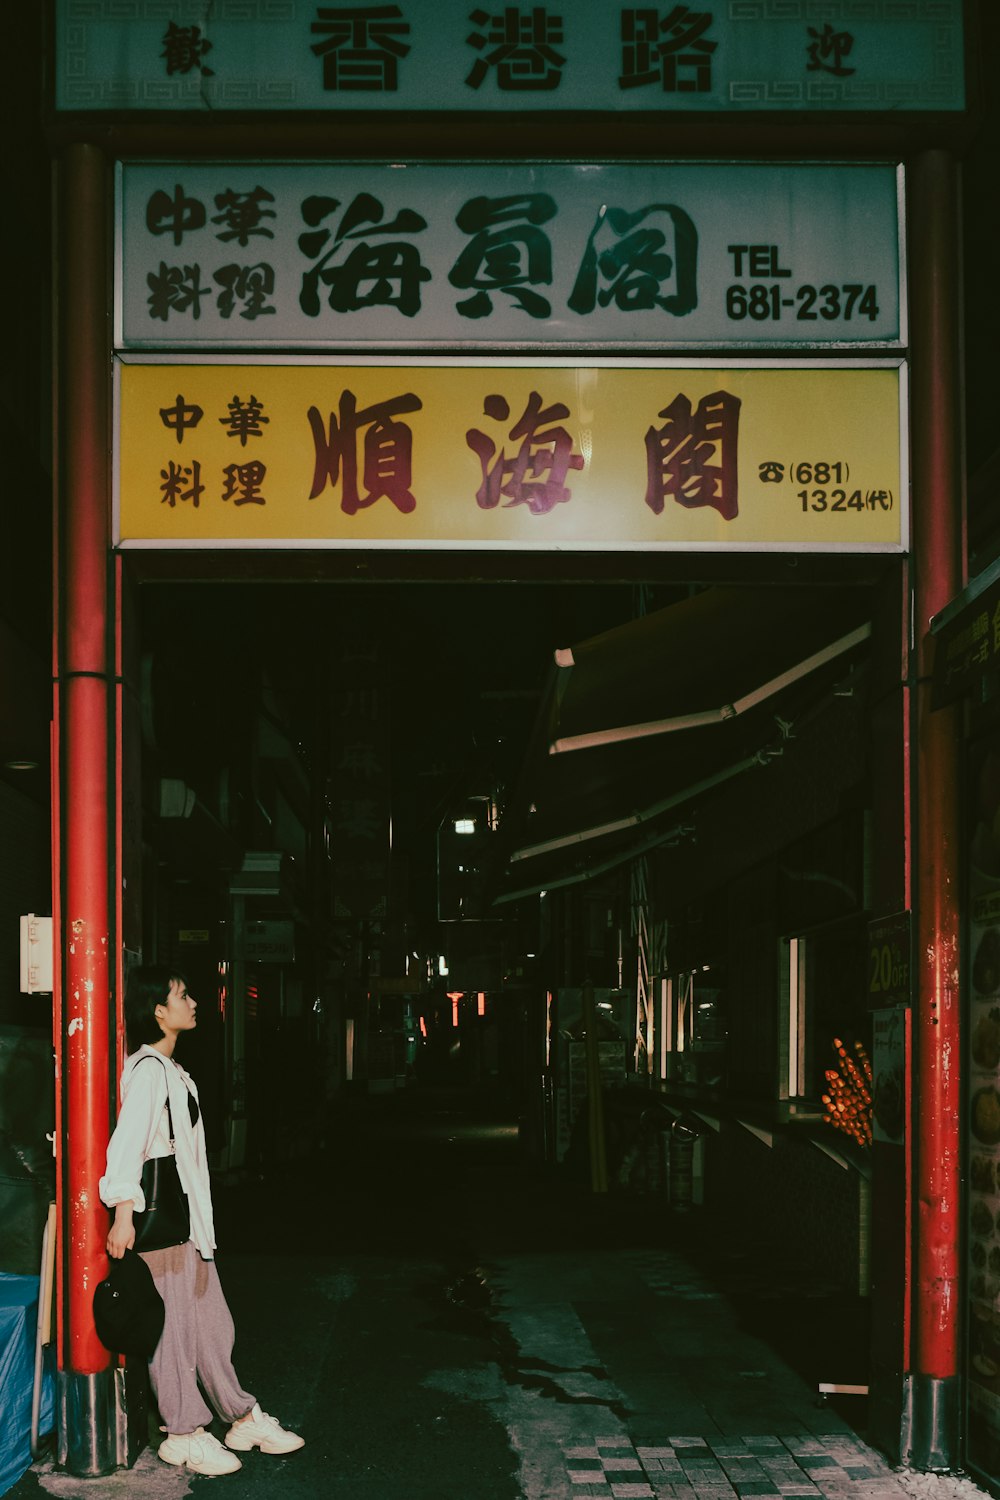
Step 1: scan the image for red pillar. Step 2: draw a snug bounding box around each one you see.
[54,141,118,1474]
[909,149,964,1470]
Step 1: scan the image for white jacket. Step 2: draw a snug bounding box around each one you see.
[99,1044,217,1259]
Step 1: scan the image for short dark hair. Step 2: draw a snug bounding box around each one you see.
[124,965,187,1054]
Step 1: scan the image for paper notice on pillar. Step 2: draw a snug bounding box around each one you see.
[330,635,390,923]
[870,1008,905,1146]
[967,741,1000,1449]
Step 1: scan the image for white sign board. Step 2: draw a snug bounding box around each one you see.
[245,919,295,964]
[117,162,904,350]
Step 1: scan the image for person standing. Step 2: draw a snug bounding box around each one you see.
[100,965,305,1476]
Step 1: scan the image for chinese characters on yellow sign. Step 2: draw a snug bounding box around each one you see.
[114,360,905,552]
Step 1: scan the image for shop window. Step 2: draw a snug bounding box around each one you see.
[654,965,727,1088]
[779,916,868,1103]
[779,936,807,1099]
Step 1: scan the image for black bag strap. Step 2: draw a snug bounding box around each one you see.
[136,1054,176,1146]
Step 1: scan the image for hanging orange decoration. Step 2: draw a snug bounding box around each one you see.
[822,1037,873,1148]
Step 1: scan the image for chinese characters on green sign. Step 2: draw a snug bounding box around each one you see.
[60,1,964,113]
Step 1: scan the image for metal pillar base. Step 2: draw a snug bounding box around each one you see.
[57,1369,117,1476]
[907,1373,959,1473]
[56,1363,149,1475]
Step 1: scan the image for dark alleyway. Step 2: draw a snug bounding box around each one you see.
[18,1087,893,1499]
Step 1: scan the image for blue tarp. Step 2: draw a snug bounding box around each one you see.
[0,1274,54,1497]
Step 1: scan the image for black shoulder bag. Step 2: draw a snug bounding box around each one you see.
[131,1056,191,1253]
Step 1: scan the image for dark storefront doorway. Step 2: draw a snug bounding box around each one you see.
[126,569,879,1457]
[132,576,642,1173]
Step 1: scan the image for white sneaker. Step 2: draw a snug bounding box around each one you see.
[158,1427,243,1475]
[225,1401,305,1454]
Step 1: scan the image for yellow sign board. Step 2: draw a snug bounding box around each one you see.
[115,359,905,552]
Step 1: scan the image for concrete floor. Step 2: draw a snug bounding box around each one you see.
[8,1087,981,1500]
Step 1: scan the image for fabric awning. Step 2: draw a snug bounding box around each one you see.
[549,586,871,754]
[492,585,872,905]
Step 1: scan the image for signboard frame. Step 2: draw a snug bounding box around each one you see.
[54,0,967,115]
[112,353,909,555]
[114,158,907,353]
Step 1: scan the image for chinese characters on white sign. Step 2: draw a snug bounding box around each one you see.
[118,163,903,349]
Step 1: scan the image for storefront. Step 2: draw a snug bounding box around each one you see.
[45,0,971,1477]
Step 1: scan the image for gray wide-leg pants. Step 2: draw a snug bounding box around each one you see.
[140,1240,256,1436]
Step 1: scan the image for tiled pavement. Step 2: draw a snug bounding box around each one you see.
[487,1238,904,1500]
[560,1435,911,1500]
[10,1103,994,1500]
